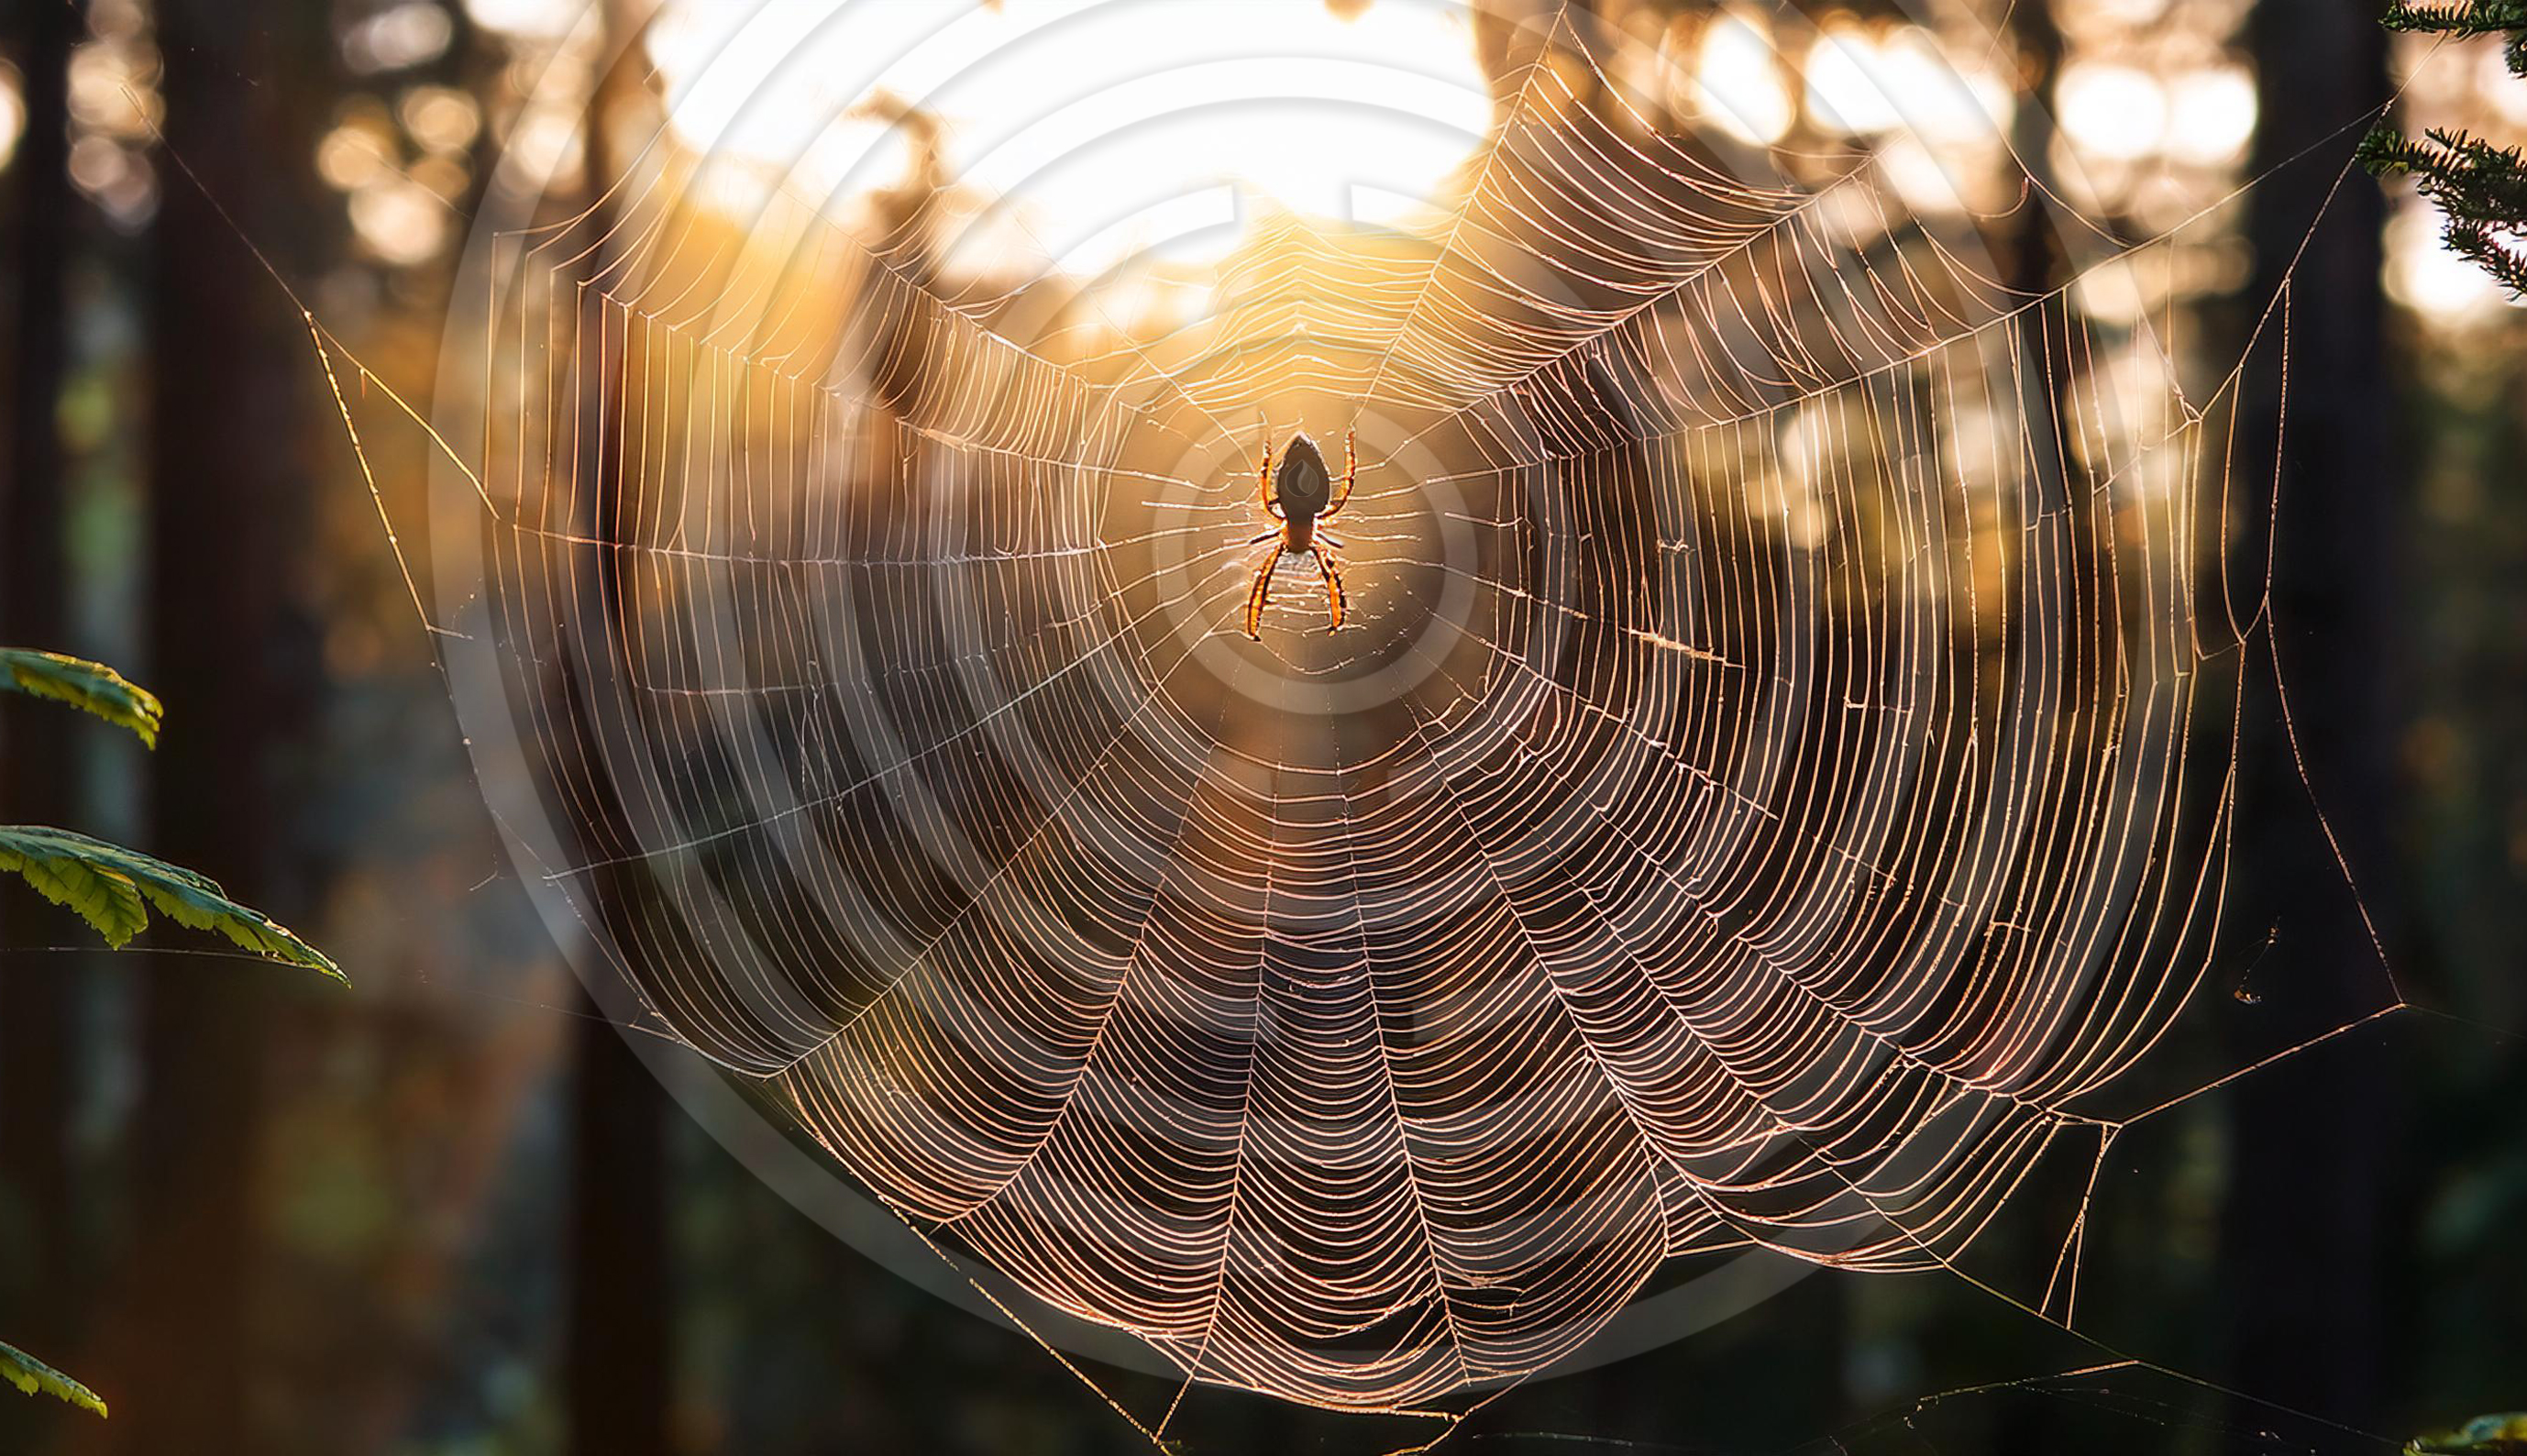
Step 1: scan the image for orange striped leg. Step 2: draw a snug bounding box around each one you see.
[1243,546,1282,639]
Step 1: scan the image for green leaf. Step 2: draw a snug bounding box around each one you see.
[2409,1414,2527,1455]
[0,825,343,982]
[0,1339,106,1418]
[0,649,163,749]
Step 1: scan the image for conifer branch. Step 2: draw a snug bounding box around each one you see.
[2364,4,2527,296]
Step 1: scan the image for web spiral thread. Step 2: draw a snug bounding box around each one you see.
[467,11,2284,1413]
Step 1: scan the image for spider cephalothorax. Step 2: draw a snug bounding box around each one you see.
[1241,426,1355,638]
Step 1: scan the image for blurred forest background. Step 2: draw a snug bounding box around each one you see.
[0,0,2522,1453]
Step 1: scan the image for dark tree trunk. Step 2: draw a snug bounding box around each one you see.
[0,0,84,1374]
[567,1005,672,1456]
[1992,7,2086,1444]
[564,7,673,1453]
[2004,0,2066,304]
[98,3,326,1451]
[2220,0,2401,1441]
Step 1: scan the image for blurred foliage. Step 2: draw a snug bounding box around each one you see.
[2411,1412,2527,1455]
[0,645,340,1424]
[0,650,337,976]
[0,824,339,977]
[0,1338,106,1418]
[0,647,160,747]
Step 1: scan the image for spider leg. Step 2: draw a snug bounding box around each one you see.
[1247,529,1278,546]
[1257,413,1281,520]
[1243,546,1282,639]
[1316,545,1346,633]
[1324,427,1356,519]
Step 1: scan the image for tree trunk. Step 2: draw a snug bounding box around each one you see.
[564,7,673,1453]
[0,0,84,1380]
[1992,7,2090,1448]
[100,3,326,1450]
[2220,0,2401,1440]
[567,1003,672,1456]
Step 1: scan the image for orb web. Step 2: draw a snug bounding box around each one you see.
[460,6,2311,1416]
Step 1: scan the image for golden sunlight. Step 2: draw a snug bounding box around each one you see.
[646,0,1492,273]
[1692,11,1793,145]
[0,62,23,174]
[2055,60,2167,161]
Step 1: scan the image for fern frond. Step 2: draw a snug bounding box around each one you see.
[0,825,343,981]
[0,1340,106,1419]
[0,649,162,748]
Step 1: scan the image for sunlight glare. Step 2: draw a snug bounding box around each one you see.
[1806,24,2010,146]
[1694,11,1794,146]
[2491,46,2527,127]
[344,2,457,74]
[1804,25,1897,136]
[350,175,451,266]
[2057,61,2167,161]
[647,0,1490,273]
[0,63,24,175]
[402,86,485,155]
[464,0,580,42]
[2389,203,2527,325]
[2165,66,2257,166]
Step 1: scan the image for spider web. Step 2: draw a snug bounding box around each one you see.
[406,0,2404,1430]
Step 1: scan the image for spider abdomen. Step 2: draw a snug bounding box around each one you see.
[1274,434,1334,519]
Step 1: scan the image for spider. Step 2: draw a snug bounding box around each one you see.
[1241,425,1355,638]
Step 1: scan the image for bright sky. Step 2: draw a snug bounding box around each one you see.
[644,0,1492,272]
